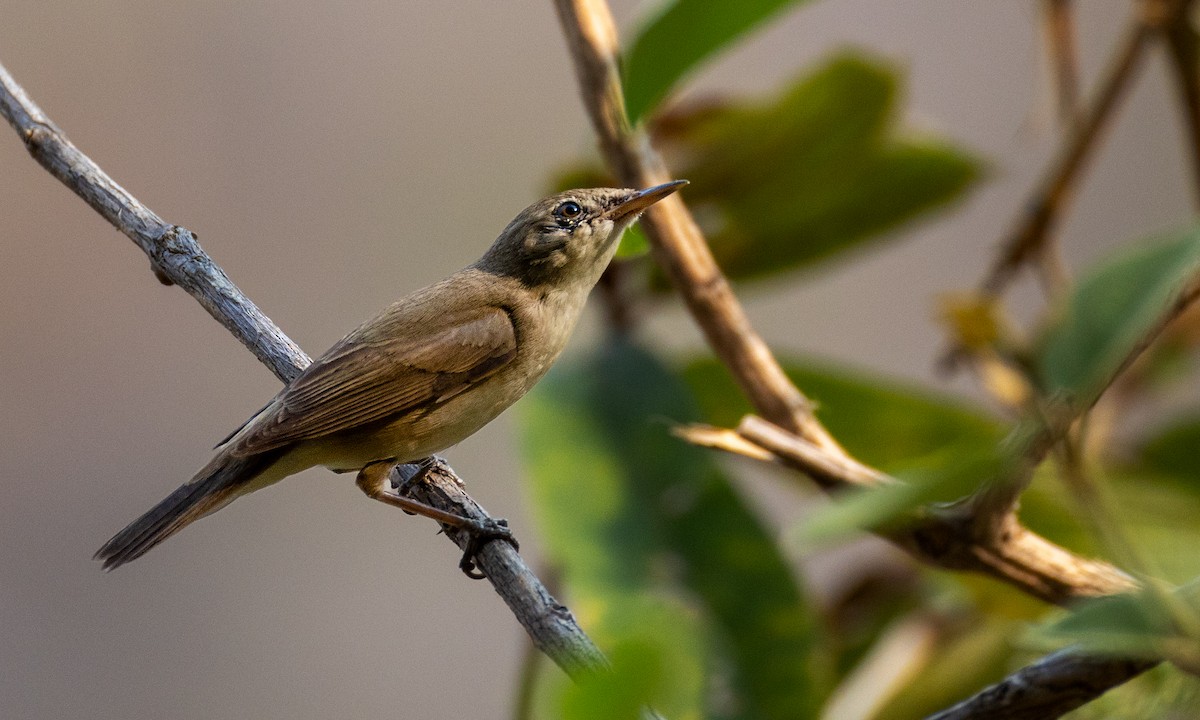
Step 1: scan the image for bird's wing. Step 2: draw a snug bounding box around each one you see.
[230,304,516,456]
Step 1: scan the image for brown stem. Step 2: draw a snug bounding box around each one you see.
[982,19,1154,294]
[687,416,1136,604]
[970,272,1200,532]
[1043,0,1082,127]
[1162,0,1200,205]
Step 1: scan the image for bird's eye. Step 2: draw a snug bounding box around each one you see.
[555,200,583,222]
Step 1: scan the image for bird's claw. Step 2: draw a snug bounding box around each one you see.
[391,456,444,515]
[458,517,519,579]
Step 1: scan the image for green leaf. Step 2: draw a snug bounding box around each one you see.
[682,355,1003,472]
[1031,581,1200,667]
[1021,468,1200,585]
[660,53,981,282]
[623,0,818,124]
[555,595,709,720]
[1062,664,1200,720]
[1137,413,1200,479]
[1037,226,1200,406]
[615,223,651,259]
[519,341,827,719]
[794,443,1014,547]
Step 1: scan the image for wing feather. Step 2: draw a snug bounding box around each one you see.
[231,304,516,456]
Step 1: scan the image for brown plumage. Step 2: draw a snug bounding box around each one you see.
[95,182,685,570]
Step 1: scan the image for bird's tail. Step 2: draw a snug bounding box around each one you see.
[95,449,282,570]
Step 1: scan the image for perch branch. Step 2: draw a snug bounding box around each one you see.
[0,63,308,383]
[0,59,606,680]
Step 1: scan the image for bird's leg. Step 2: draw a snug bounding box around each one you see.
[391,455,446,499]
[355,459,519,579]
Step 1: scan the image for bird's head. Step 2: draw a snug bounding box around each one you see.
[479,181,686,288]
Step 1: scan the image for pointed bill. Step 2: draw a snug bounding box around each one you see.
[605,180,688,221]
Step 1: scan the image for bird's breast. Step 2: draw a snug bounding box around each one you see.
[310,281,591,471]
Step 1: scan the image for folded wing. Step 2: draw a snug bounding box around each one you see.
[231,304,517,456]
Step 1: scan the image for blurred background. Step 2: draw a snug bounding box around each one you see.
[0,1,1191,718]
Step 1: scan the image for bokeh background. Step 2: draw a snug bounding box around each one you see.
[0,1,1189,717]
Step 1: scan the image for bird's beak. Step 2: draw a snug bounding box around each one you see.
[605,180,688,221]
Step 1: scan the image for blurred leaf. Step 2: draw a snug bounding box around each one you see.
[865,616,1023,720]
[1037,225,1200,407]
[520,341,828,718]
[660,53,980,282]
[1031,581,1200,668]
[1021,468,1200,585]
[615,224,651,259]
[793,443,1015,547]
[1137,413,1200,479]
[938,292,1004,351]
[1034,593,1171,654]
[555,595,709,720]
[682,355,1003,472]
[1066,664,1200,720]
[623,0,817,124]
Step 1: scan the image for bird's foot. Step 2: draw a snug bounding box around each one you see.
[457,517,519,579]
[390,456,446,515]
[356,458,520,580]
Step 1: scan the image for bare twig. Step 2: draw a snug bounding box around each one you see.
[974,271,1200,532]
[0,59,606,679]
[1162,0,1200,205]
[682,416,1136,604]
[924,649,1158,720]
[982,18,1154,295]
[1043,0,1082,127]
[0,63,308,384]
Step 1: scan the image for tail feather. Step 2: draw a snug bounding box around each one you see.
[95,450,281,570]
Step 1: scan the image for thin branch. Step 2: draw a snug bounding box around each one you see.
[1043,0,1082,127]
[0,59,605,680]
[923,649,1158,720]
[981,17,1154,295]
[681,416,1136,604]
[969,273,1200,529]
[0,63,307,384]
[1162,0,1200,205]
[405,464,608,678]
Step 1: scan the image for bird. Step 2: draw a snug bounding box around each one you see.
[95,180,686,574]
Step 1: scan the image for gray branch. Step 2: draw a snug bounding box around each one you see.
[0,59,605,679]
[924,649,1158,720]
